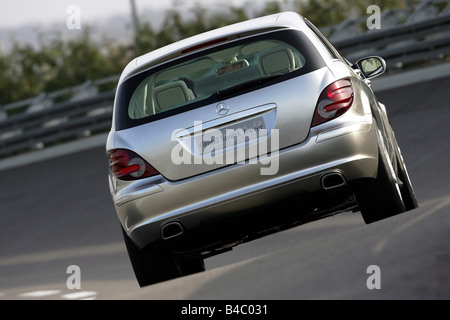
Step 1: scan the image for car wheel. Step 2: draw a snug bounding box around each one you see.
[394,143,419,211]
[355,130,406,224]
[174,254,205,276]
[121,227,180,287]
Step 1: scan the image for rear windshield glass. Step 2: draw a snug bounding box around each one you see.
[115,29,325,130]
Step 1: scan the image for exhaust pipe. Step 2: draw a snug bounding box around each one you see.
[321,172,347,191]
[161,221,184,240]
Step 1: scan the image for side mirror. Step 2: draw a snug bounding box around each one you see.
[354,56,386,79]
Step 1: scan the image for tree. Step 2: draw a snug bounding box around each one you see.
[348,0,419,17]
[0,29,125,105]
[296,0,348,27]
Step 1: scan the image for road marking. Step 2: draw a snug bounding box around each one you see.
[61,291,97,300]
[373,197,450,254]
[15,289,97,300]
[18,290,61,298]
[0,242,124,267]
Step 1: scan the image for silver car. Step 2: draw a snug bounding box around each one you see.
[107,12,418,286]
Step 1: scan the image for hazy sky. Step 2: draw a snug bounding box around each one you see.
[0,0,257,28]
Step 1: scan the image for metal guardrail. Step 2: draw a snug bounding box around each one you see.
[333,13,450,69]
[1,0,449,159]
[0,90,114,156]
[0,76,118,157]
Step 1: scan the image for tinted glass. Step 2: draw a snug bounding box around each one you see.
[115,29,325,130]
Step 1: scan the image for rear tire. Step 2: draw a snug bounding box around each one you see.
[395,144,419,211]
[121,228,205,287]
[121,228,180,287]
[174,254,205,276]
[355,146,406,224]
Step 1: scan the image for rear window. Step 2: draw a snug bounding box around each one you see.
[114,29,325,130]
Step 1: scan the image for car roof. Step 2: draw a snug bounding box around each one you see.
[119,11,306,83]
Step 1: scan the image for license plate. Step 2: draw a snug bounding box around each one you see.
[198,117,266,155]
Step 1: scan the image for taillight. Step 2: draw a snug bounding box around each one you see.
[107,149,159,181]
[312,79,354,127]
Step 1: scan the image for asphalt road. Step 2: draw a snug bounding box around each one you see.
[1,74,449,300]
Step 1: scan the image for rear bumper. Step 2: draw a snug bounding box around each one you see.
[110,115,378,248]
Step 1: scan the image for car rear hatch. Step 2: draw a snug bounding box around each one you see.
[113,67,329,181]
[111,29,329,181]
